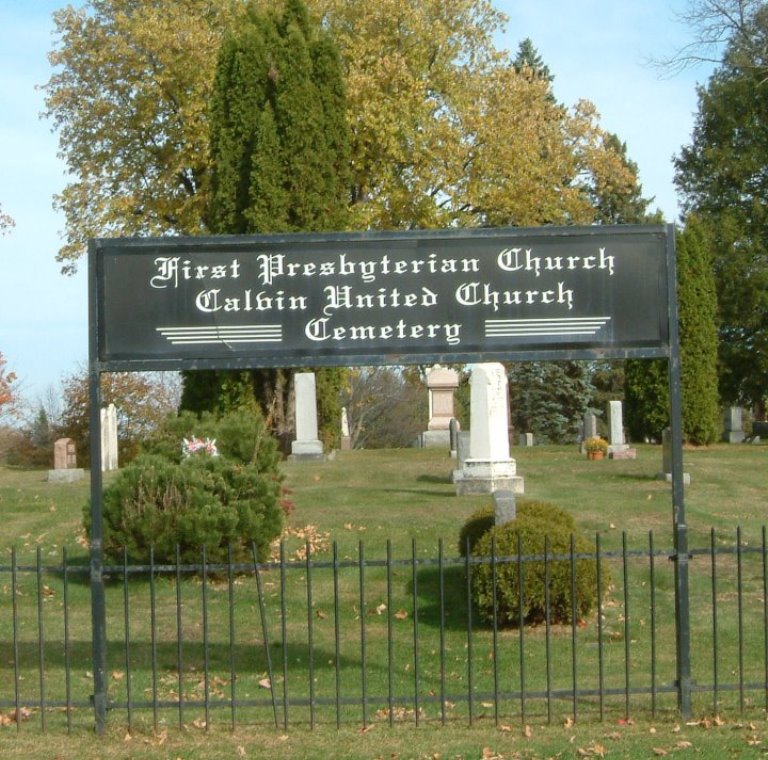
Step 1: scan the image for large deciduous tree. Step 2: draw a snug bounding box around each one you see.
[45,0,644,271]
[674,2,768,414]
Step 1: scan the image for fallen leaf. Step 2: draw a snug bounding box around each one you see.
[676,740,693,749]
[111,671,125,681]
[315,609,327,619]
[259,678,272,689]
[523,724,533,738]
[237,746,247,757]
[652,749,667,757]
[394,609,408,620]
[376,603,387,615]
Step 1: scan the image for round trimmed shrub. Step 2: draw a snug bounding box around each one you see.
[85,453,283,565]
[470,509,606,627]
[458,500,577,557]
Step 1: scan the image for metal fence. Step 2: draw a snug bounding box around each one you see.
[2,527,768,732]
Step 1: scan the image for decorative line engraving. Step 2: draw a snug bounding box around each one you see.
[485,317,611,338]
[157,325,282,345]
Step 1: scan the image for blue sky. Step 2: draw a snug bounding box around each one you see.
[0,0,713,406]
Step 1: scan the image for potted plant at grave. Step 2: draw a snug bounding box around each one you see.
[584,436,609,460]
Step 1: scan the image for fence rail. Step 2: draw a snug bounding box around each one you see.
[2,527,768,732]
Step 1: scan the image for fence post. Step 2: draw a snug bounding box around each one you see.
[666,224,692,719]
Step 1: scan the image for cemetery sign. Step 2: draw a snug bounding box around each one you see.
[90,225,674,369]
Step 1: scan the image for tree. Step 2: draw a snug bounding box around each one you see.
[0,352,17,413]
[45,0,645,270]
[624,220,720,444]
[341,367,426,449]
[657,0,764,73]
[507,361,593,444]
[181,0,351,448]
[513,37,553,85]
[674,3,768,413]
[677,216,720,444]
[0,203,13,235]
[58,369,181,465]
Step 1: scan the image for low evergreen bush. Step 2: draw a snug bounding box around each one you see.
[465,502,605,627]
[85,407,284,564]
[458,500,576,557]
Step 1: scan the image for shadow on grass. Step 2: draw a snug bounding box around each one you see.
[416,473,454,485]
[410,564,475,632]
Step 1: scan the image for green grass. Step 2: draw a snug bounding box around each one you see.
[1,443,768,757]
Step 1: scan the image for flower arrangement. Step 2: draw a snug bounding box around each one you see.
[182,436,219,458]
[584,436,609,455]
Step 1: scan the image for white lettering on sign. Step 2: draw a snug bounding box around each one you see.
[496,247,615,277]
[150,256,241,288]
[305,317,462,345]
[140,242,626,353]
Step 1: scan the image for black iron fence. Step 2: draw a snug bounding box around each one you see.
[2,528,768,732]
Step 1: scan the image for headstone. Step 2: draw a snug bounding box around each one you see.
[101,403,119,472]
[449,418,461,458]
[607,400,637,460]
[454,363,524,495]
[422,365,460,448]
[340,407,352,451]
[518,433,534,447]
[290,372,324,461]
[48,438,84,483]
[657,427,691,485]
[583,412,598,440]
[494,490,517,525]
[455,430,471,470]
[723,406,746,443]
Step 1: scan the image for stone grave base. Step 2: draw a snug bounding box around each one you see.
[288,440,324,461]
[454,459,524,496]
[657,472,692,485]
[608,446,637,460]
[48,468,85,483]
[421,430,451,448]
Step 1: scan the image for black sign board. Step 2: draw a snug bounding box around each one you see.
[90,225,673,369]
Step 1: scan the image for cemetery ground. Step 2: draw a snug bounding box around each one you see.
[1,443,767,758]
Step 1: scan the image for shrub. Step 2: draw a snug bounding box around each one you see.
[85,453,283,565]
[470,508,605,627]
[458,500,576,557]
[142,408,281,471]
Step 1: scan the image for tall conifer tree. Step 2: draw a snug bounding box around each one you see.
[182,0,351,447]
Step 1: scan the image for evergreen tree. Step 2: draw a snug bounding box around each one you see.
[513,38,554,86]
[624,219,720,444]
[674,4,768,413]
[677,216,720,444]
[508,361,592,444]
[182,0,351,447]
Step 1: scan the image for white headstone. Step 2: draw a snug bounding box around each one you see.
[607,400,637,459]
[454,363,524,495]
[658,427,691,484]
[101,403,119,472]
[608,400,625,447]
[723,406,745,443]
[291,372,324,460]
[340,406,351,451]
[583,412,598,441]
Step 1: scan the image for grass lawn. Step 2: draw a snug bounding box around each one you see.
[0,442,767,758]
